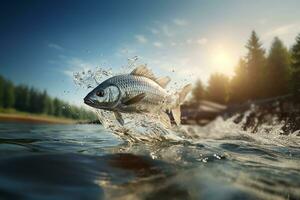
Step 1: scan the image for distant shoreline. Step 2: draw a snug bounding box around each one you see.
[0,113,76,124]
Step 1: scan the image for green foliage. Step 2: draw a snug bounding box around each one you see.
[191,79,205,103]
[14,85,30,111]
[0,76,96,121]
[245,31,266,99]
[290,34,300,94]
[206,73,229,104]
[3,80,15,108]
[266,37,291,97]
[46,97,54,115]
[0,76,4,107]
[29,88,40,113]
[53,98,62,117]
[229,59,249,103]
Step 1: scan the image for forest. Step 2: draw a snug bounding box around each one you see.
[191,31,300,104]
[0,76,96,121]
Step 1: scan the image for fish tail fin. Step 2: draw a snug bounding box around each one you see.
[171,84,192,125]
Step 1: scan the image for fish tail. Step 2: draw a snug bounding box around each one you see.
[171,84,192,125]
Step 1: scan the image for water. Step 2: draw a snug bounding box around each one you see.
[1,63,298,199]
[0,120,299,200]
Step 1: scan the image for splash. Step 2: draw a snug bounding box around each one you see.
[73,58,300,146]
[73,57,187,143]
[185,105,300,147]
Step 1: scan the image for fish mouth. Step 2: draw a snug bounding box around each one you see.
[84,97,95,106]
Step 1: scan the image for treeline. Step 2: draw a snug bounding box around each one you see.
[191,31,300,104]
[0,75,96,120]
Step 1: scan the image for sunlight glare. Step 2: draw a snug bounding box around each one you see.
[211,46,235,76]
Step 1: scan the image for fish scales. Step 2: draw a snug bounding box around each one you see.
[107,75,167,106]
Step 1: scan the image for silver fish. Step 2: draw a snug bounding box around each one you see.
[84,65,192,126]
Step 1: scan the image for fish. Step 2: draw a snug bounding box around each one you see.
[84,65,192,126]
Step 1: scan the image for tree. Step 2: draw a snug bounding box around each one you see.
[206,73,229,104]
[245,31,266,99]
[3,80,15,108]
[29,88,39,113]
[0,76,4,107]
[229,58,249,103]
[53,98,62,117]
[14,85,30,111]
[0,75,95,120]
[290,33,300,95]
[40,90,49,113]
[46,97,54,115]
[191,79,205,103]
[265,37,291,97]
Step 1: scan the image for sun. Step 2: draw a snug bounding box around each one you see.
[215,52,231,66]
[211,47,235,76]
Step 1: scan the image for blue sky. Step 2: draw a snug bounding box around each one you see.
[1,0,300,106]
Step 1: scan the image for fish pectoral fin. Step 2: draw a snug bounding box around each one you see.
[113,111,124,126]
[123,93,146,105]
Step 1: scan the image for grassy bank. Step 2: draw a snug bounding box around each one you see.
[0,108,77,124]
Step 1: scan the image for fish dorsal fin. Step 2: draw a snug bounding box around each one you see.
[155,76,171,88]
[123,93,146,105]
[131,65,171,88]
[130,65,157,81]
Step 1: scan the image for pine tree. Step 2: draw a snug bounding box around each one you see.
[290,33,300,95]
[14,85,30,111]
[206,73,229,104]
[266,37,290,97]
[191,79,205,103]
[0,76,4,107]
[40,90,49,113]
[29,88,40,113]
[229,58,249,103]
[46,97,54,115]
[3,81,15,108]
[245,31,266,99]
[53,98,62,117]
[0,75,95,120]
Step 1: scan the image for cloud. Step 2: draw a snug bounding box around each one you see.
[186,39,193,44]
[63,57,93,77]
[197,38,208,45]
[115,47,137,58]
[152,58,206,84]
[173,18,188,26]
[171,42,177,46]
[264,24,300,38]
[162,25,173,37]
[153,42,163,48]
[258,18,268,25]
[135,34,148,43]
[149,28,159,35]
[48,43,64,51]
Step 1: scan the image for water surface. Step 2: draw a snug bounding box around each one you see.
[0,121,299,200]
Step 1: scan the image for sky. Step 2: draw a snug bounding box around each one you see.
[1,0,300,106]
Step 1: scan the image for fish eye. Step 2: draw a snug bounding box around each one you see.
[96,90,104,97]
